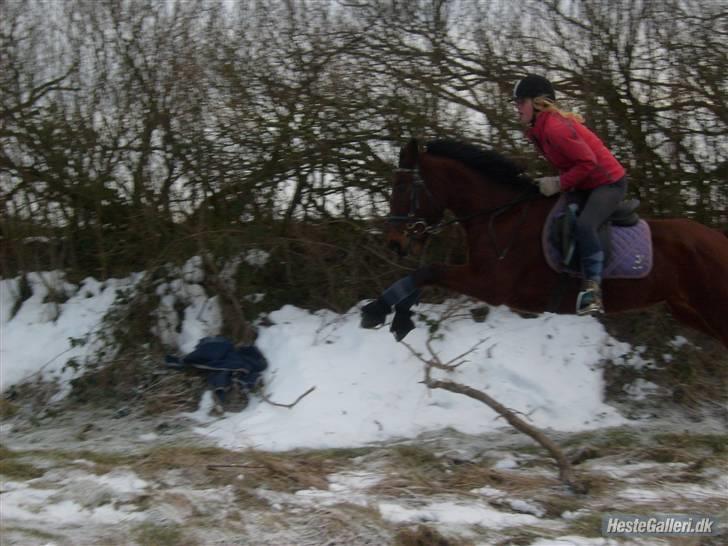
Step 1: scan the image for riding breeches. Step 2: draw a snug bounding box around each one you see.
[566,177,628,284]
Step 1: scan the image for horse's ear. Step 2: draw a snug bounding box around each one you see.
[399,138,420,169]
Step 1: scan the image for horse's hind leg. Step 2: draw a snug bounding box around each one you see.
[687,240,728,348]
[667,259,728,348]
[666,300,725,346]
[657,221,728,348]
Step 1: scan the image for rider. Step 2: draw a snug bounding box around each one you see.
[513,74,628,315]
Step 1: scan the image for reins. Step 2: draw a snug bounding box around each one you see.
[388,165,541,259]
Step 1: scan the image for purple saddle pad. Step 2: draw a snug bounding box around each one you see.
[542,196,653,279]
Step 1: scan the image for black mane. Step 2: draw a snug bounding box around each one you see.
[425,139,534,189]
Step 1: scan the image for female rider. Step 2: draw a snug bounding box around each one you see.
[513,74,628,315]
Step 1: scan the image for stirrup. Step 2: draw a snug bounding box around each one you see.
[576,281,604,316]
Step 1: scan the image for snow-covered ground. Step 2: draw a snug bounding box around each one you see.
[0,260,634,450]
[1,260,725,545]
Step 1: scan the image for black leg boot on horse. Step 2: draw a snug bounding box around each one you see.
[360,274,421,341]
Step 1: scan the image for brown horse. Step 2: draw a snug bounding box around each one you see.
[362,138,728,348]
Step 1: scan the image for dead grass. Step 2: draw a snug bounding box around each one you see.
[234,450,341,492]
[0,457,45,480]
[561,512,604,538]
[446,465,560,496]
[133,445,240,485]
[368,444,565,500]
[652,432,727,455]
[369,445,453,496]
[561,427,641,451]
[394,524,472,546]
[133,522,192,546]
[68,349,208,416]
[0,527,63,544]
[0,398,19,419]
[0,445,45,480]
[133,445,358,496]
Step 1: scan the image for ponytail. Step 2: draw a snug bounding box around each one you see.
[533,96,584,123]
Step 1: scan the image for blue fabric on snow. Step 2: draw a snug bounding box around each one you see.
[165,336,268,402]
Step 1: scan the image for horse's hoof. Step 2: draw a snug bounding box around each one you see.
[390,310,415,341]
[360,299,390,329]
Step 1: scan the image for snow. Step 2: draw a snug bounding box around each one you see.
[379,499,540,527]
[1,473,148,526]
[623,378,662,400]
[509,498,547,517]
[0,272,143,398]
[0,261,677,544]
[198,303,626,452]
[1,265,630,454]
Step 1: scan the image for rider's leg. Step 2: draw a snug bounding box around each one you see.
[575,178,627,314]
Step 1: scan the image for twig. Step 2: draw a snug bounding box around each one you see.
[259,386,316,409]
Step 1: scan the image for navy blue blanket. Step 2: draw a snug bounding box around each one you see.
[165,336,268,402]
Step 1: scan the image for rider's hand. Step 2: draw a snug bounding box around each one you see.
[536,176,561,196]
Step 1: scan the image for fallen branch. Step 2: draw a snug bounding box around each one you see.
[260,386,316,409]
[402,311,583,492]
[425,377,579,489]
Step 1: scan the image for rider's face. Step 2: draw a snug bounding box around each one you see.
[514,97,534,126]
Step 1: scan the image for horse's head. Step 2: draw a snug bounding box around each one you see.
[385,139,445,257]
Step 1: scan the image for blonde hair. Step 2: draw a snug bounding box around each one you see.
[533,96,584,123]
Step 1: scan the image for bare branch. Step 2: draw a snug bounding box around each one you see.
[259,386,316,409]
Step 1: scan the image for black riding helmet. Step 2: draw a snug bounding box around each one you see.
[513,74,556,102]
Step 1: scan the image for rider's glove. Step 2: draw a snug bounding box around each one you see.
[536,176,561,196]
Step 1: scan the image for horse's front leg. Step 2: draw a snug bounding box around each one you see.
[360,265,450,341]
[360,274,420,340]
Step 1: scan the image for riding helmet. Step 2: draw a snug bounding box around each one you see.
[513,74,556,102]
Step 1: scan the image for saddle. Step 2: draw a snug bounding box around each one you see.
[543,196,653,280]
[552,198,639,268]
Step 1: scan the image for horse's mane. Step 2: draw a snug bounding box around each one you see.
[425,139,534,189]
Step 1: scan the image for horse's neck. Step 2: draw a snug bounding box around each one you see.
[432,163,523,218]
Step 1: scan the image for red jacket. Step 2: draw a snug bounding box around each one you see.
[527,111,625,191]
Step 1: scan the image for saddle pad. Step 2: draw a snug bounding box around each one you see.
[542,196,653,279]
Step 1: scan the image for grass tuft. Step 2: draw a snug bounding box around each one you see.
[394,524,469,546]
[133,523,191,546]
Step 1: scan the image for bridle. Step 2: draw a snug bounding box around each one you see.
[386,164,542,258]
[386,167,438,238]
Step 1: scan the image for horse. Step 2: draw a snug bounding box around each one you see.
[361,138,728,348]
